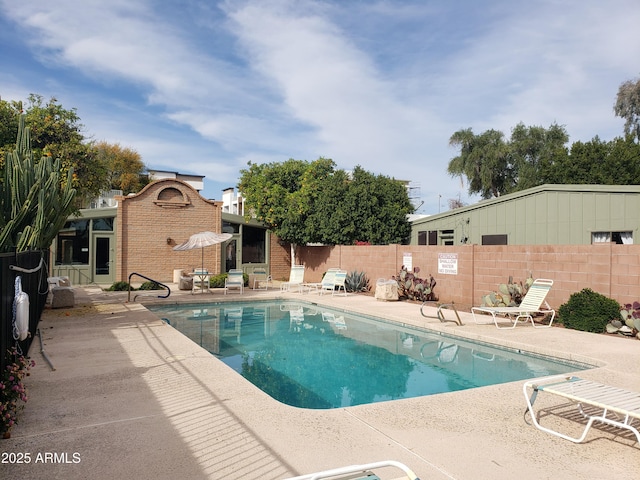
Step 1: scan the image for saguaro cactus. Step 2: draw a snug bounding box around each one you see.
[0,114,76,252]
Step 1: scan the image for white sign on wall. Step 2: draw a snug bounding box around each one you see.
[438,253,458,275]
[403,253,413,272]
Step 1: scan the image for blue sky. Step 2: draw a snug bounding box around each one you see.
[1,0,639,214]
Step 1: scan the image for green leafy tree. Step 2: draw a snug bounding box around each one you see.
[542,135,640,185]
[1,94,150,204]
[238,159,413,259]
[614,77,640,141]
[91,141,149,194]
[447,128,512,198]
[509,123,569,190]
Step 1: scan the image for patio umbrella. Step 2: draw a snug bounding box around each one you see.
[173,231,232,272]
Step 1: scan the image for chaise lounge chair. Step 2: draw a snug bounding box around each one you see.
[471,278,555,329]
[317,269,347,296]
[523,375,640,445]
[304,268,339,294]
[284,460,420,480]
[280,265,305,293]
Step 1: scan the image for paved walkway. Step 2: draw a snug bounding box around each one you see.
[1,285,639,479]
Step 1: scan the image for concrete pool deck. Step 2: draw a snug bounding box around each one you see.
[2,285,639,479]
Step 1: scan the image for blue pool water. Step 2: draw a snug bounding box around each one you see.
[147,300,592,409]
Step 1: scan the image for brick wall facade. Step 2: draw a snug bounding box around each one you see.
[299,243,640,308]
[116,179,223,283]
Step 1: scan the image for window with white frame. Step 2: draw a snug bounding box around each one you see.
[591,231,633,244]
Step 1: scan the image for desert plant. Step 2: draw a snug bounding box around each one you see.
[0,113,76,253]
[345,270,370,293]
[558,288,621,333]
[606,301,640,339]
[481,274,534,307]
[393,266,437,302]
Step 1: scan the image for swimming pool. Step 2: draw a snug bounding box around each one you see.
[148,300,593,409]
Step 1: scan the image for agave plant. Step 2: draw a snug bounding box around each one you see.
[345,270,370,293]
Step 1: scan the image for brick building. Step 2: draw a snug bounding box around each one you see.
[51,179,292,286]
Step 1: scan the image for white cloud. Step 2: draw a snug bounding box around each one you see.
[2,0,639,211]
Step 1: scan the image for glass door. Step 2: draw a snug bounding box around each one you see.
[93,234,114,284]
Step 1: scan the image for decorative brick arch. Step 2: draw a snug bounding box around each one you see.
[115,179,223,282]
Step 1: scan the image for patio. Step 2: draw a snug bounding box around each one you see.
[2,285,639,479]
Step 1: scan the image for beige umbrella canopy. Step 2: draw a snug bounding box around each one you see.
[173,231,233,271]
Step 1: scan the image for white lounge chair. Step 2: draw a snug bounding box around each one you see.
[523,375,640,444]
[319,269,347,296]
[471,278,555,329]
[284,460,419,480]
[304,268,339,294]
[224,269,244,295]
[280,265,305,293]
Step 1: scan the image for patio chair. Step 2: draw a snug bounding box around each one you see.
[224,269,244,295]
[252,267,272,290]
[280,265,305,293]
[331,269,348,296]
[471,278,555,329]
[304,268,339,294]
[523,375,640,444]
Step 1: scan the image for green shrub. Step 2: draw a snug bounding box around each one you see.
[138,281,162,290]
[208,273,249,288]
[105,281,132,291]
[209,273,227,288]
[558,288,621,333]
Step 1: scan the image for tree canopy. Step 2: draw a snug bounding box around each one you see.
[447,121,640,199]
[0,94,148,205]
[238,158,412,252]
[614,77,640,141]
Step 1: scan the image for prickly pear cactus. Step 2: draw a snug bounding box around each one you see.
[481,273,533,307]
[393,266,438,302]
[610,301,640,339]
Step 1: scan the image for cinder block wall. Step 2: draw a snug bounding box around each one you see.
[116,180,223,283]
[299,244,640,308]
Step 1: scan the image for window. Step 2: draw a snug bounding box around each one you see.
[440,229,454,246]
[56,219,90,264]
[222,221,240,234]
[482,234,508,245]
[242,225,266,263]
[591,231,633,244]
[419,230,438,245]
[92,217,114,231]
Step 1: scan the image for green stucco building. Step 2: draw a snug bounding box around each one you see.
[411,184,640,246]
